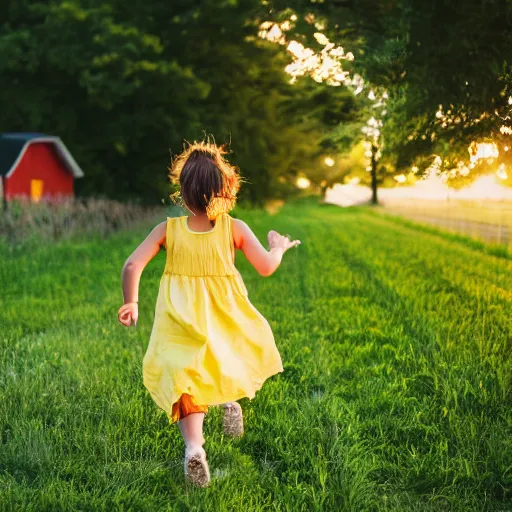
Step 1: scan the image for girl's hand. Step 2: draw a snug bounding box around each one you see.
[267,230,301,253]
[118,302,138,327]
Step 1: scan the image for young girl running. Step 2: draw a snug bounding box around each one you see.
[117,141,301,487]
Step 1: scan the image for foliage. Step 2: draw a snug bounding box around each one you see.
[0,0,358,204]
[266,0,512,183]
[1,202,511,509]
[306,140,367,189]
[0,1,206,200]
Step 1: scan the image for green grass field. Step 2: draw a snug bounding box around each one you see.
[381,199,512,249]
[1,201,511,511]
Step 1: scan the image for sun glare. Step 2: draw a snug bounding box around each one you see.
[496,163,508,180]
[258,18,358,88]
[296,177,311,189]
[469,142,499,165]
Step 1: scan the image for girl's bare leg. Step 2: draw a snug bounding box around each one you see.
[178,412,206,449]
[179,412,210,487]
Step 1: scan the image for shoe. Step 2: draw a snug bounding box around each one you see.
[184,446,210,488]
[223,402,244,437]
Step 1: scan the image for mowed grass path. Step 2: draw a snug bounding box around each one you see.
[1,201,511,511]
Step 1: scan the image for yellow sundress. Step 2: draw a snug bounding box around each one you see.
[142,212,284,421]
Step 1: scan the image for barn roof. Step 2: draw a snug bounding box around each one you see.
[0,133,84,178]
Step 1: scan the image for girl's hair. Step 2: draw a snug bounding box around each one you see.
[169,140,242,219]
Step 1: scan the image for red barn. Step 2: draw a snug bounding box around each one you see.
[0,133,84,202]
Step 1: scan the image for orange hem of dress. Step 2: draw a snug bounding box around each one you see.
[164,367,284,424]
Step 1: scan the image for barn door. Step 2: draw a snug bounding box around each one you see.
[30,179,44,202]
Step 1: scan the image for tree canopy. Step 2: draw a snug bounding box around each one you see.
[0,0,359,203]
[2,0,511,203]
[267,0,512,186]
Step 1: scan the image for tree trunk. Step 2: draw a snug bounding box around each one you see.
[370,144,378,205]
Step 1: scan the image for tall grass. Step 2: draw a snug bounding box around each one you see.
[0,197,163,248]
[0,200,510,511]
[381,199,512,249]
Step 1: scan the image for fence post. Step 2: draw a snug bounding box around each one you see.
[498,206,503,246]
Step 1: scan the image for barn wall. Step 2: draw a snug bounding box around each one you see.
[4,142,74,200]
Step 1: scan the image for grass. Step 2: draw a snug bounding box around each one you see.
[1,199,511,511]
[381,199,512,227]
[380,199,512,250]
[368,208,511,261]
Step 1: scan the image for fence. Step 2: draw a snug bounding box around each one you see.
[381,199,512,250]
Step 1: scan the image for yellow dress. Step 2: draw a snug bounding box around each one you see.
[142,212,284,420]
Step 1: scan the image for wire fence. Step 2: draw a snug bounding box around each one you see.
[381,199,512,250]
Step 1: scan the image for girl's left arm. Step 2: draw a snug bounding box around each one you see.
[118,221,167,326]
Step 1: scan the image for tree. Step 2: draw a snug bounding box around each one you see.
[0,0,208,201]
[265,0,512,187]
[0,0,351,203]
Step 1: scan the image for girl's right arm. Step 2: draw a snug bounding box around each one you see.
[118,221,167,327]
[232,218,301,277]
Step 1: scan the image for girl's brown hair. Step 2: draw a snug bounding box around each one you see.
[169,140,242,220]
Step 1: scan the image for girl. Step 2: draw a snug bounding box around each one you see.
[117,141,301,487]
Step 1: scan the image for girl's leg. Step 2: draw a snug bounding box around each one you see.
[180,413,210,487]
[173,394,210,487]
[178,412,206,449]
[172,393,208,446]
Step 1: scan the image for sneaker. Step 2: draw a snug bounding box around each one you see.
[223,402,244,437]
[184,446,210,488]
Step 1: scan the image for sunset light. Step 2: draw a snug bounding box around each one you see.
[258,18,358,88]
[296,177,311,189]
[469,141,499,166]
